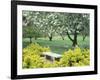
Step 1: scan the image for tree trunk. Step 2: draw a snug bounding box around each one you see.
[48,33,53,41]
[66,30,78,47]
[34,36,37,40]
[60,34,65,40]
[49,36,52,41]
[83,35,86,41]
[62,36,64,40]
[66,31,74,42]
[29,37,32,43]
[72,31,78,47]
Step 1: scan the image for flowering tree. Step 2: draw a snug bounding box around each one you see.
[22,11,89,47]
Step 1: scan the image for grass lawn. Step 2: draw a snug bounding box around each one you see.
[23,35,89,54]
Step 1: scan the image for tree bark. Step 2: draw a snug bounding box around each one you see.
[66,31,74,42]
[83,34,87,41]
[49,36,52,41]
[34,36,37,40]
[72,31,78,47]
[62,36,65,40]
[60,34,65,40]
[48,33,53,41]
[29,37,32,43]
[66,30,78,47]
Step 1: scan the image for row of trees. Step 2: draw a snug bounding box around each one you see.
[22,11,90,47]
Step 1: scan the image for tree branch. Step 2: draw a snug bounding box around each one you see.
[66,30,74,42]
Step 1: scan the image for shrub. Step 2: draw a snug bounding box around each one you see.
[43,61,60,68]
[59,47,90,67]
[43,61,53,68]
[23,53,45,68]
[23,43,50,55]
[22,43,50,68]
[22,43,90,68]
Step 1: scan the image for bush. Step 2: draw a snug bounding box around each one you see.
[23,43,50,59]
[22,43,50,68]
[23,43,50,55]
[22,43,90,68]
[59,47,90,67]
[23,53,46,68]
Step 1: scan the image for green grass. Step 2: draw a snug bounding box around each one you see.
[23,35,89,54]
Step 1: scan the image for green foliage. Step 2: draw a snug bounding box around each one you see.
[22,11,90,46]
[59,47,90,67]
[23,25,42,41]
[23,43,50,55]
[23,35,89,54]
[23,53,45,68]
[22,43,90,68]
[43,60,60,68]
[43,61,53,68]
[22,43,50,68]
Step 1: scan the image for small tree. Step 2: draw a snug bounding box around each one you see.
[22,11,43,42]
[41,12,59,41]
[23,26,33,43]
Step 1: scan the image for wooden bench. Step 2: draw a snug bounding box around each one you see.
[42,52,61,62]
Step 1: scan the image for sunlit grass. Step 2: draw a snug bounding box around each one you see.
[23,35,89,54]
